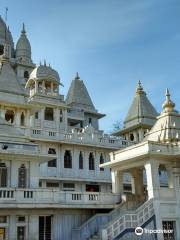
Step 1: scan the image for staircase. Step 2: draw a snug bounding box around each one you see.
[72,194,146,240]
[100,198,154,240]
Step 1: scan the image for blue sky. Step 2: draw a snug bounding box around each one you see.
[1,0,180,132]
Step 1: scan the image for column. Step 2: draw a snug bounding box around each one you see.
[42,80,45,94]
[35,81,38,93]
[29,215,39,240]
[51,82,54,95]
[166,165,174,188]
[8,215,16,240]
[111,170,123,194]
[144,160,160,199]
[130,168,144,196]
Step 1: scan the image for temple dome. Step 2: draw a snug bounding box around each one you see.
[0,16,14,49]
[16,24,31,61]
[29,64,60,83]
[145,89,180,143]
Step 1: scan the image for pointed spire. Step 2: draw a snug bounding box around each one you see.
[44,59,46,66]
[162,88,175,113]
[136,80,144,94]
[21,23,26,34]
[75,72,80,80]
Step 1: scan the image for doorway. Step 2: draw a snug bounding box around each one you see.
[39,216,52,240]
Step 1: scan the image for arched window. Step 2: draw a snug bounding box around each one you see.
[44,107,54,121]
[18,164,27,188]
[64,150,72,168]
[20,112,25,126]
[89,152,95,170]
[24,71,29,79]
[130,133,134,141]
[0,163,7,187]
[0,45,4,55]
[5,110,15,124]
[79,151,83,169]
[99,153,104,171]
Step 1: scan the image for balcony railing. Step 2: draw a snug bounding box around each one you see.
[0,188,120,208]
[30,128,131,149]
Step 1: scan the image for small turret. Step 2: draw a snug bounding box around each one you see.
[162,88,175,113]
[114,81,158,142]
[16,23,32,63]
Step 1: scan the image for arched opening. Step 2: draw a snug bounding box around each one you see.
[0,45,4,55]
[24,71,29,79]
[89,152,95,170]
[20,112,25,126]
[99,153,104,171]
[64,150,72,168]
[44,107,54,121]
[158,164,168,187]
[45,81,51,94]
[0,163,7,187]
[18,164,27,188]
[130,133,134,141]
[79,151,83,169]
[5,110,15,124]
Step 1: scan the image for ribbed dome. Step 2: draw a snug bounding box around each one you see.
[0,16,14,50]
[28,64,60,83]
[16,24,31,60]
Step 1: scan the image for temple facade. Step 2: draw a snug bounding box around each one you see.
[0,15,177,240]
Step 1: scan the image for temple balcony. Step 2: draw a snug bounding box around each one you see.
[30,128,132,149]
[0,188,120,209]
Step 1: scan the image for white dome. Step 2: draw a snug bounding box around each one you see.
[29,64,60,83]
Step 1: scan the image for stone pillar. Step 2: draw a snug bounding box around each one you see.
[35,80,38,93]
[166,165,174,188]
[51,82,54,95]
[40,107,45,128]
[8,215,16,240]
[130,168,144,196]
[42,80,45,94]
[144,160,160,199]
[29,215,39,240]
[111,170,123,194]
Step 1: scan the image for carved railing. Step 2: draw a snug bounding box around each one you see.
[0,188,120,207]
[30,128,132,149]
[101,198,154,240]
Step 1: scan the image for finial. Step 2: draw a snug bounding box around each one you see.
[21,23,26,34]
[75,72,80,80]
[136,80,143,94]
[162,88,175,113]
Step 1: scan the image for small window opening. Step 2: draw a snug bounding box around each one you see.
[5,110,15,124]
[89,152,95,170]
[64,150,72,168]
[79,151,83,169]
[44,108,54,121]
[20,112,25,126]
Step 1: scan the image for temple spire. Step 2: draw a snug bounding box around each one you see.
[162,88,175,113]
[136,80,144,94]
[21,22,26,34]
[75,72,80,80]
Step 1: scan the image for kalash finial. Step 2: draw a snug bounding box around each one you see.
[136,80,143,94]
[162,88,175,113]
[21,23,26,34]
[75,72,80,80]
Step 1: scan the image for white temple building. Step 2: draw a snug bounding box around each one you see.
[0,15,178,240]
